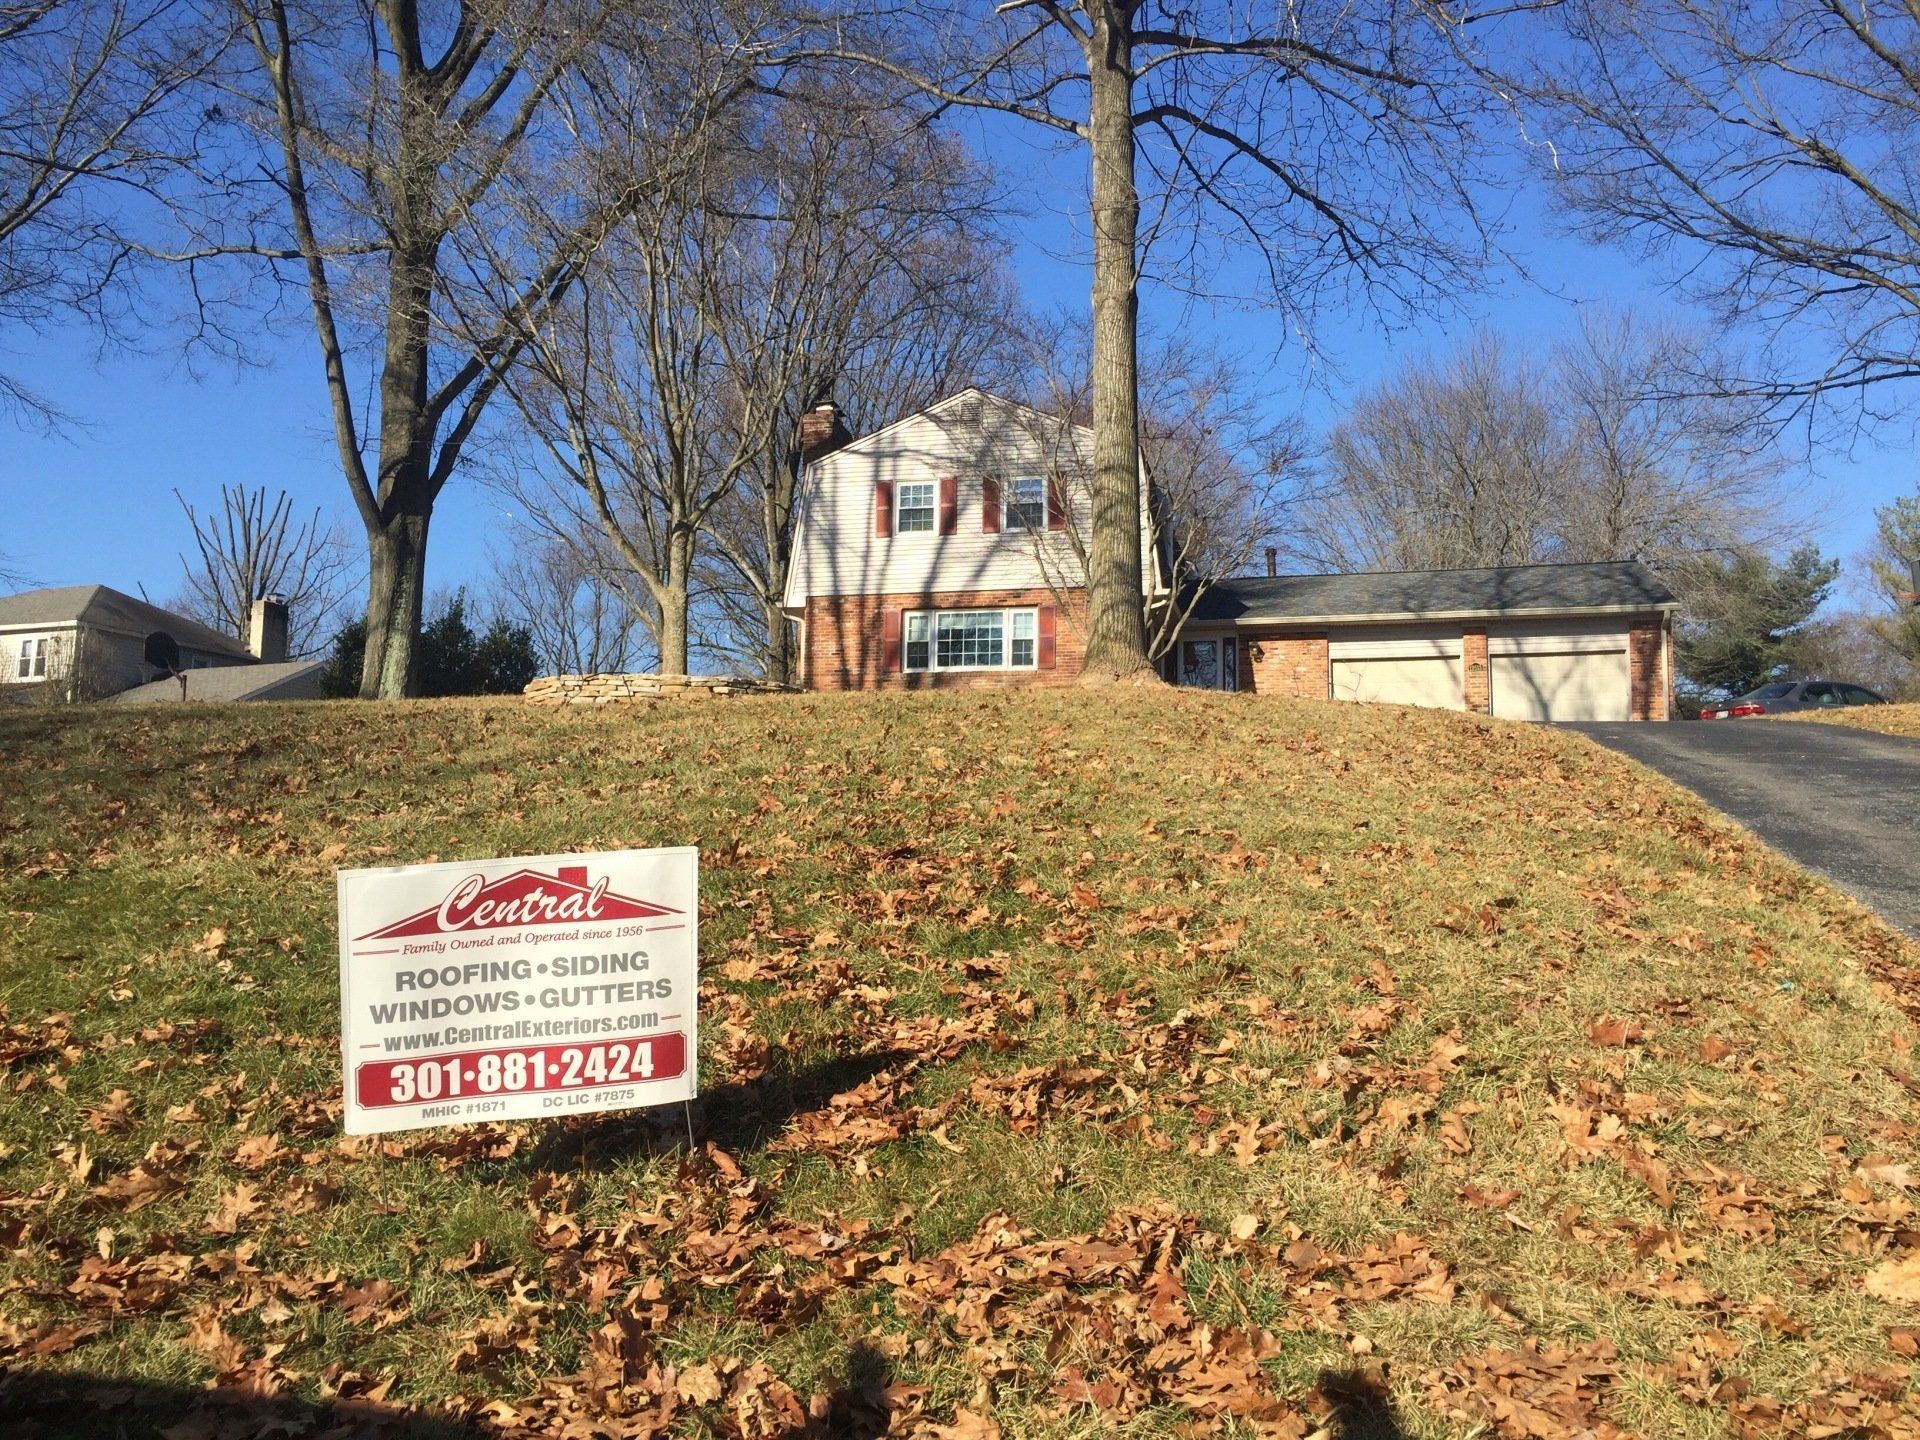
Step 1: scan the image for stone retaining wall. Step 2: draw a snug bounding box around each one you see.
[524,674,795,705]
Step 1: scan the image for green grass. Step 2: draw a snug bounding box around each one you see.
[2,691,1917,1437]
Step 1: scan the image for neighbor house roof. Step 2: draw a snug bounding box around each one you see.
[107,660,324,705]
[1188,560,1679,625]
[0,585,254,659]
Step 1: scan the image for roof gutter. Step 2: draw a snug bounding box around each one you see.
[1212,601,1681,628]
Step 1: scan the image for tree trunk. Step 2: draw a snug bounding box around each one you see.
[1081,1,1152,681]
[358,250,438,699]
[659,524,694,676]
[361,502,429,697]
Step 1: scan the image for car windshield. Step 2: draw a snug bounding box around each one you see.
[1738,683,1797,702]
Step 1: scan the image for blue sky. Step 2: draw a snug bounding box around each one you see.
[2,108,1912,619]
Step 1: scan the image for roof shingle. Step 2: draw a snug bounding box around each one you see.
[1187,561,1678,624]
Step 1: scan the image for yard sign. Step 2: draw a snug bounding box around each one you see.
[336,848,697,1135]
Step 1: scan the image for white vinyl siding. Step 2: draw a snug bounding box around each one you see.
[784,390,1156,607]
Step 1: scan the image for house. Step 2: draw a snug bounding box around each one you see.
[782,388,1162,690]
[783,389,1678,721]
[0,585,319,703]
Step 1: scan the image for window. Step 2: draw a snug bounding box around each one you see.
[1842,684,1886,706]
[1802,682,1841,705]
[903,608,1038,671]
[15,637,47,681]
[1009,609,1036,667]
[897,481,935,533]
[1005,475,1047,530]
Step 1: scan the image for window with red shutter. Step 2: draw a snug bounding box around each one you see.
[981,476,1000,533]
[875,479,894,538]
[881,609,903,673]
[1046,477,1068,531]
[938,475,958,536]
[1037,605,1058,669]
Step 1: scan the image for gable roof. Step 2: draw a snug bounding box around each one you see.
[810,387,1092,469]
[1188,561,1679,625]
[0,585,254,659]
[107,660,325,705]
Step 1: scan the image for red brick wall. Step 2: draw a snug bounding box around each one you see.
[802,588,1088,691]
[1240,631,1329,699]
[1629,616,1668,721]
[1463,629,1490,714]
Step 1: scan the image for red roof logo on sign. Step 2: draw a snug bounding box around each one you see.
[354,865,679,940]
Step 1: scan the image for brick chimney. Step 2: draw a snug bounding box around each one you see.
[249,594,289,663]
[1265,547,1278,578]
[797,399,852,466]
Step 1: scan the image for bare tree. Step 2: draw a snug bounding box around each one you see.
[500,85,1017,677]
[1015,325,1302,661]
[1294,317,1790,573]
[1527,0,1920,423]
[0,0,230,427]
[693,104,1027,683]
[488,530,646,676]
[170,483,355,656]
[158,0,756,695]
[0,553,30,590]
[1302,331,1571,572]
[790,0,1514,679]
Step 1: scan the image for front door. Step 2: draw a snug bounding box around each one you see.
[1179,638,1238,691]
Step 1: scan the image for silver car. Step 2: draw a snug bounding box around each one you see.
[1699,679,1889,719]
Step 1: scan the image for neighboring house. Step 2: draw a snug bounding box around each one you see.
[0,585,315,703]
[782,388,1162,690]
[785,389,1678,721]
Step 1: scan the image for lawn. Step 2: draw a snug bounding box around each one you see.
[2,691,1918,1439]
[1779,703,1920,741]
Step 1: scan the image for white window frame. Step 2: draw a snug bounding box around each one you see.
[902,607,1039,673]
[896,480,936,534]
[13,636,49,681]
[1004,475,1048,530]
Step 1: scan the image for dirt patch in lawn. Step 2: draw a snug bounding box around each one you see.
[3,692,1918,1438]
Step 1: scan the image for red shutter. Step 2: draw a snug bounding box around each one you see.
[881,608,903,674]
[1047,476,1067,531]
[981,476,1000,533]
[875,480,893,538]
[938,475,958,536]
[1037,605,1057,670]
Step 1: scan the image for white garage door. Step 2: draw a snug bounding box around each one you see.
[1489,625,1631,722]
[1330,627,1464,710]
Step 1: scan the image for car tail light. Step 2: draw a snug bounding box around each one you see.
[1728,703,1766,717]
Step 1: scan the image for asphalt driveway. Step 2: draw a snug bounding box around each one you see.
[1572,719,1920,937]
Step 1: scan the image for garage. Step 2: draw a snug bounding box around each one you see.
[1330,627,1463,710]
[1489,623,1632,723]
[1177,560,1677,720]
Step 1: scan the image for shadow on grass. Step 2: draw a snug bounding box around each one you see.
[522,1047,915,1172]
[0,1369,483,1439]
[1314,1367,1413,1439]
[0,1342,905,1440]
